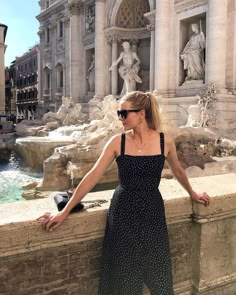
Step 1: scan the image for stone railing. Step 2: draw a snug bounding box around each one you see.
[0,174,236,295]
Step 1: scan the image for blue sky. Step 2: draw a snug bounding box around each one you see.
[0,0,40,67]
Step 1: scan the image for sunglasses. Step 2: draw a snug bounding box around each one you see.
[117,109,141,119]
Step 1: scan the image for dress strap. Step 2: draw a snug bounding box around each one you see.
[160,132,165,156]
[121,133,126,156]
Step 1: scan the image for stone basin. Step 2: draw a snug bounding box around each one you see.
[15,136,75,171]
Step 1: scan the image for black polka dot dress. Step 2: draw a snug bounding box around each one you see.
[98,133,174,295]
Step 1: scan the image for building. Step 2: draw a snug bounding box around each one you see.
[14,45,40,121]
[37,0,68,113]
[5,66,16,119]
[0,23,8,116]
[37,0,236,126]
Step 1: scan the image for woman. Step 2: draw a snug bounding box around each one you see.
[38,91,210,295]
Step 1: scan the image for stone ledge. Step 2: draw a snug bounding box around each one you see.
[1,173,236,258]
[0,173,236,294]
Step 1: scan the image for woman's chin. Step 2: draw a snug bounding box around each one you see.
[122,124,129,130]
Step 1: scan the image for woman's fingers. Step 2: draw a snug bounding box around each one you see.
[36,212,51,221]
[191,192,210,206]
[37,212,65,232]
[197,192,210,206]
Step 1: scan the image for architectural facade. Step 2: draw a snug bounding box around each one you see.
[14,45,40,121]
[0,24,7,116]
[5,66,16,118]
[37,0,236,125]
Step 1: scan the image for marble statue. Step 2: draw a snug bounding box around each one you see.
[87,54,95,92]
[109,41,142,96]
[42,96,71,124]
[42,96,84,126]
[180,23,205,83]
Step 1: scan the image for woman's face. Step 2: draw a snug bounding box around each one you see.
[118,100,141,130]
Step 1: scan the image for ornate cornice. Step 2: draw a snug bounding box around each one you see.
[104,26,150,44]
[68,0,84,15]
[175,0,208,15]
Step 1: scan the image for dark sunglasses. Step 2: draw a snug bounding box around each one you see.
[117,109,141,119]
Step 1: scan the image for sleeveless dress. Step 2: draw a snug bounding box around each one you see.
[98,133,174,295]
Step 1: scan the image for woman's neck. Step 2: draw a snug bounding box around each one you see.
[132,126,155,143]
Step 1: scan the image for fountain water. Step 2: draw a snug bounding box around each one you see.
[0,152,42,204]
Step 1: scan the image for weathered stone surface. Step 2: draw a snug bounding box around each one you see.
[0,174,235,295]
[15,137,75,171]
[0,133,16,162]
[38,152,72,190]
[177,141,215,169]
[15,120,44,137]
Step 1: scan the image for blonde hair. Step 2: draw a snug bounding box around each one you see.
[120,91,161,131]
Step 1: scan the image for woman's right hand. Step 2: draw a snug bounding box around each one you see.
[37,211,67,232]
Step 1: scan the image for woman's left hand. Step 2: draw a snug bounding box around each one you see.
[190,191,210,207]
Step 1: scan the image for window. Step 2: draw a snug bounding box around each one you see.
[47,72,51,89]
[58,21,64,38]
[59,69,63,88]
[46,27,50,44]
[46,1,50,8]
[56,63,64,89]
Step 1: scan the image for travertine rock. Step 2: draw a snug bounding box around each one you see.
[15,120,44,137]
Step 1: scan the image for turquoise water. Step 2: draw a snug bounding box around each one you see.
[0,154,42,204]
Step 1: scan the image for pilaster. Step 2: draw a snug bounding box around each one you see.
[145,10,156,91]
[206,0,228,91]
[68,0,85,103]
[154,0,170,95]
[94,0,106,100]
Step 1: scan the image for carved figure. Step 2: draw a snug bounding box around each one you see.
[42,96,71,124]
[109,41,142,96]
[180,23,205,82]
[87,54,95,92]
[85,5,95,33]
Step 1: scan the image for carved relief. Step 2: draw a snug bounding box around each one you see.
[85,4,95,33]
[105,27,150,44]
[175,0,207,15]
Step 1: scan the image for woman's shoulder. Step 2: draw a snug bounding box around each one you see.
[107,133,125,145]
[161,132,174,144]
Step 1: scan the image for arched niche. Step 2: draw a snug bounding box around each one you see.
[109,0,154,26]
[107,0,152,94]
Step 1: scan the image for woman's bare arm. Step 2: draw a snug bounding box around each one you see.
[165,134,210,206]
[37,134,120,231]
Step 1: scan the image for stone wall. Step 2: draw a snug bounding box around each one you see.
[0,174,236,295]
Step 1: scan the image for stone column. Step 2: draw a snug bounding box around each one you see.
[154,0,170,94]
[111,39,118,96]
[104,41,112,95]
[145,11,156,91]
[0,25,7,115]
[68,0,84,103]
[94,0,106,99]
[206,0,228,90]
[149,28,155,91]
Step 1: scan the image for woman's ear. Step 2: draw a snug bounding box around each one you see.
[140,109,145,119]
